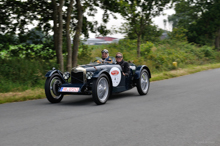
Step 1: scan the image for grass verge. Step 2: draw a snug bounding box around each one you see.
[1,62,220,104]
[151,63,220,81]
[0,88,45,104]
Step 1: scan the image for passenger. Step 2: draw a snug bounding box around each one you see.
[116,52,130,76]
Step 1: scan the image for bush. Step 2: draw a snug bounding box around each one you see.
[91,39,220,72]
[141,41,153,56]
[200,46,215,59]
[0,44,56,60]
[0,58,58,93]
[77,44,93,64]
[168,27,188,42]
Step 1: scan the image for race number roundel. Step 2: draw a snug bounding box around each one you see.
[110,67,121,87]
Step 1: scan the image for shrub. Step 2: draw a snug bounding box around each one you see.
[168,27,188,42]
[0,58,58,92]
[91,39,219,72]
[0,44,56,60]
[141,41,153,56]
[77,44,93,64]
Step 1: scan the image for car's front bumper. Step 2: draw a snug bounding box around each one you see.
[58,83,92,95]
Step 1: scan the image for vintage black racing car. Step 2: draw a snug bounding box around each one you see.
[45,57,151,105]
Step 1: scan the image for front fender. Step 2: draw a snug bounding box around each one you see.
[92,69,109,79]
[45,69,66,83]
[134,65,151,79]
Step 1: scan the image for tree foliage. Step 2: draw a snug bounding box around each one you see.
[119,0,171,57]
[168,0,220,49]
[168,27,188,41]
[0,0,121,71]
[121,22,163,42]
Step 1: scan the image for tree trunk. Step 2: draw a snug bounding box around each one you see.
[52,0,59,64]
[66,0,74,72]
[72,0,83,67]
[57,0,64,72]
[215,28,220,51]
[137,35,141,57]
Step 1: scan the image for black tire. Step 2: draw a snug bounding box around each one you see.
[136,69,150,95]
[92,74,110,105]
[45,73,64,103]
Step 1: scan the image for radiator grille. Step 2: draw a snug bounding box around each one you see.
[71,72,84,83]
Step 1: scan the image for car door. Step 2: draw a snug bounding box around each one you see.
[109,65,127,93]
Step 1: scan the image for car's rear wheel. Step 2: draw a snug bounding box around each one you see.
[137,69,150,95]
[92,74,110,105]
[45,73,63,103]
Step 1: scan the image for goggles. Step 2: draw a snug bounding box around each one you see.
[116,56,122,58]
[101,49,109,53]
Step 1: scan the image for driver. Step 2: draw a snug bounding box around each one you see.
[99,49,112,63]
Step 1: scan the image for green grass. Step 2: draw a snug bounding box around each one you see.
[0,88,45,104]
[151,63,220,81]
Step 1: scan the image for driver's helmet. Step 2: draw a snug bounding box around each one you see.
[101,49,109,54]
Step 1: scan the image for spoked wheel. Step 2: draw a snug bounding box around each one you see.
[45,73,64,103]
[137,69,150,95]
[92,74,110,105]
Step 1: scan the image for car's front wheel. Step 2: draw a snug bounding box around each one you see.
[92,74,110,105]
[136,69,150,95]
[45,73,64,103]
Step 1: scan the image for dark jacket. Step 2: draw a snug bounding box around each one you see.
[117,59,130,76]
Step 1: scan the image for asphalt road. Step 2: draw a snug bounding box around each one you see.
[1,68,220,146]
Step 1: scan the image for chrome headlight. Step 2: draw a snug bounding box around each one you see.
[63,72,70,80]
[86,72,94,79]
[129,66,136,70]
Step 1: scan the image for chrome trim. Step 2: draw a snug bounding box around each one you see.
[71,66,86,83]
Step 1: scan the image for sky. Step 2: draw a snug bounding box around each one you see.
[87,8,175,39]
